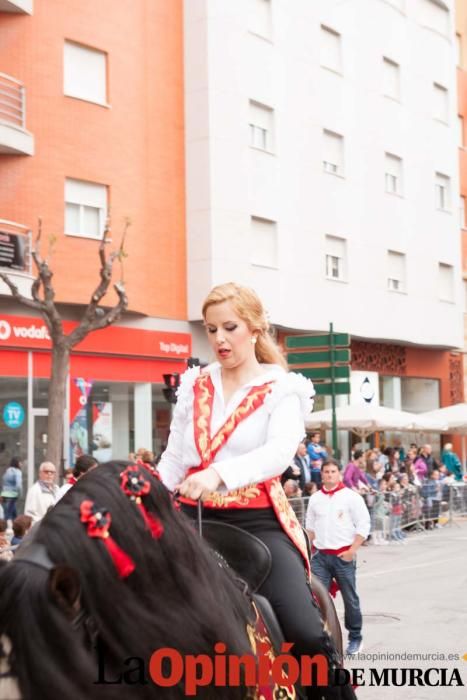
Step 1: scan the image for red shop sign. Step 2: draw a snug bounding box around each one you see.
[0,314,191,359]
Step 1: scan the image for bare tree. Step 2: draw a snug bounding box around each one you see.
[0,219,129,470]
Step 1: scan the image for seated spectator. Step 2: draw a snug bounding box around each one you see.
[10,514,32,547]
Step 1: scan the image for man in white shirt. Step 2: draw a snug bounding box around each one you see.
[24,461,59,523]
[306,458,370,656]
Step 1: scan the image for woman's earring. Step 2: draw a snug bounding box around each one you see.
[251,336,257,344]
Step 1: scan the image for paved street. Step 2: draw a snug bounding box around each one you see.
[333,520,467,699]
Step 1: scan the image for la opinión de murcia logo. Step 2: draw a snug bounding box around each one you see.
[0,319,50,342]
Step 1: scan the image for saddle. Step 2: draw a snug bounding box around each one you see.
[201,520,343,663]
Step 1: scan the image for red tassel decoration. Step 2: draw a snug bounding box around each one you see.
[120,465,164,539]
[80,500,135,579]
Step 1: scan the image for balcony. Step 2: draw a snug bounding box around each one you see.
[0,0,32,13]
[0,72,34,155]
[0,220,34,299]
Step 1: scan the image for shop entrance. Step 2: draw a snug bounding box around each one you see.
[28,409,48,483]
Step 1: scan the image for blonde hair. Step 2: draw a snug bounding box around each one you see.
[202,282,287,369]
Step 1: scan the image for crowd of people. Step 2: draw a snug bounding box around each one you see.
[282,434,466,543]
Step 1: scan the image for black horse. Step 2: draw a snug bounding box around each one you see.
[0,462,348,700]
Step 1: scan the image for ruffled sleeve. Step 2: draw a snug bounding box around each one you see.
[174,365,200,415]
[264,371,315,420]
[157,366,200,492]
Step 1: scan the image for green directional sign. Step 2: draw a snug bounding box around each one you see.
[295,366,350,381]
[313,382,351,396]
[286,333,350,349]
[287,349,351,365]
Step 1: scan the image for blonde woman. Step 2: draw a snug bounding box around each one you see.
[159,282,352,697]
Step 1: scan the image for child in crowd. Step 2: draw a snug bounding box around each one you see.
[0,519,12,561]
[11,514,33,546]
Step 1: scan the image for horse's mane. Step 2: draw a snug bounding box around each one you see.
[0,462,252,700]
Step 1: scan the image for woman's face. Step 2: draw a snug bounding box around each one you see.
[204,301,256,369]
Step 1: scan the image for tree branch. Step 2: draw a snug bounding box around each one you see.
[0,271,45,312]
[72,220,129,342]
[67,282,128,347]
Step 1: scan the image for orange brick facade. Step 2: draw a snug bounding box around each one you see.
[0,0,186,318]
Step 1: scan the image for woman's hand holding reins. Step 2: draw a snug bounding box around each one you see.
[175,467,222,501]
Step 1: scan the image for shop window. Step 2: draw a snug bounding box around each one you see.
[70,381,132,465]
[0,377,28,472]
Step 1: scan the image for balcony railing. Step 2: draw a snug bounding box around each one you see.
[0,0,33,14]
[0,72,26,129]
[0,72,34,155]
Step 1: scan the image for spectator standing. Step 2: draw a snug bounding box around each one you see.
[343,450,370,493]
[441,443,463,482]
[416,444,439,477]
[1,458,23,521]
[306,459,370,655]
[24,462,59,523]
[295,442,311,488]
[56,455,98,501]
[307,431,328,463]
[0,519,12,562]
[421,469,442,529]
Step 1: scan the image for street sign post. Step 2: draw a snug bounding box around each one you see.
[286,324,351,456]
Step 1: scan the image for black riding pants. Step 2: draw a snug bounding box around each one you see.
[180,506,338,663]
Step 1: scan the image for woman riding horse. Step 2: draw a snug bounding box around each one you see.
[158,282,355,700]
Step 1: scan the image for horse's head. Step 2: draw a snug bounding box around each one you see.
[0,462,252,700]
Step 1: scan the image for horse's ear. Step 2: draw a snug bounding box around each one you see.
[49,565,81,619]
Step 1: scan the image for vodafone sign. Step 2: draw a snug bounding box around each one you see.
[0,317,51,347]
[0,318,50,343]
[0,314,191,359]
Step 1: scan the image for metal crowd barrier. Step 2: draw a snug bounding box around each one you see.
[288,482,466,544]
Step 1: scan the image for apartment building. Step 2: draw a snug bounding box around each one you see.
[185,0,464,452]
[0,0,188,481]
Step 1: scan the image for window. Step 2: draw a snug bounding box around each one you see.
[435,172,450,210]
[385,153,403,195]
[65,178,107,239]
[460,196,466,228]
[387,250,406,292]
[459,115,464,147]
[248,0,272,40]
[320,25,342,73]
[382,57,400,100]
[417,0,450,36]
[64,41,107,105]
[250,216,277,267]
[433,83,448,123]
[323,130,344,175]
[325,236,346,281]
[438,263,454,302]
[249,101,274,152]
[456,33,462,67]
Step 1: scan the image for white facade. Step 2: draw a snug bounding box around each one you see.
[184,0,463,350]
